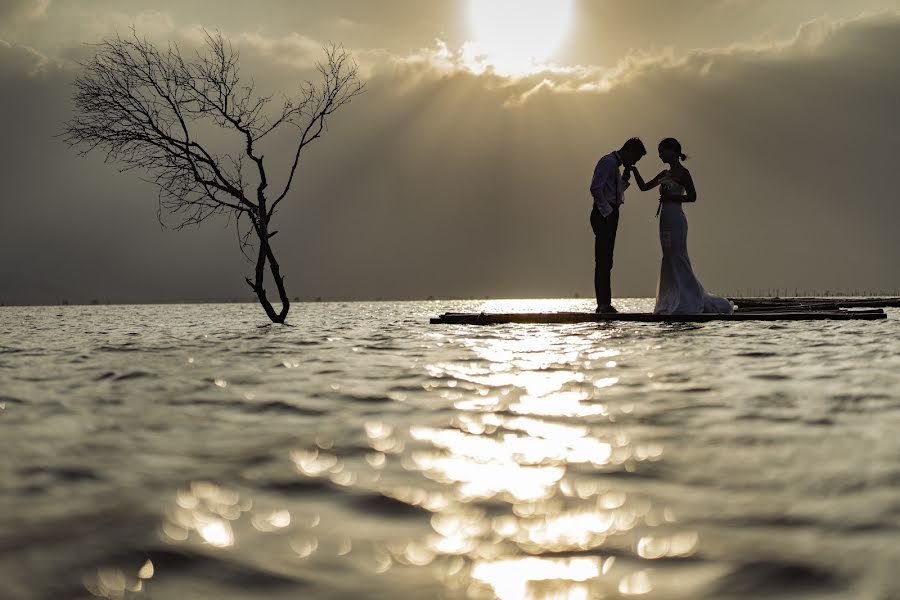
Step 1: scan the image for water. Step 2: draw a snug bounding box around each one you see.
[1,300,899,600]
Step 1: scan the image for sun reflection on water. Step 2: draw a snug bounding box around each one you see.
[128,307,700,600]
[472,557,602,600]
[408,315,696,597]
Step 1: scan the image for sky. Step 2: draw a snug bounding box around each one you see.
[2,0,900,304]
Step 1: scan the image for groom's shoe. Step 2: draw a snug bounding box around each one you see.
[596,304,619,314]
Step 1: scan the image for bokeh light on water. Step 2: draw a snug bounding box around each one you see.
[2,301,899,599]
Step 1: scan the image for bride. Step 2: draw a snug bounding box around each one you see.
[631,138,733,315]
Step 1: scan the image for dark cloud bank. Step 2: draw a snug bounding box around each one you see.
[1,12,899,305]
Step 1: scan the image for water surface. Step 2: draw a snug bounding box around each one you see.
[1,300,899,599]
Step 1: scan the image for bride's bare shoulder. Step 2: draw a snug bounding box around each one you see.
[671,165,692,181]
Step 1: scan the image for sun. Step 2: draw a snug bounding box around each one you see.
[467,0,574,75]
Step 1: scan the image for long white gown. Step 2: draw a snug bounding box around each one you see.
[654,173,733,315]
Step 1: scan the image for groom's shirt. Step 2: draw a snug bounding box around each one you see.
[590,151,628,217]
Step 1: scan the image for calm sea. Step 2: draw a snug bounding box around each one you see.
[1,300,899,600]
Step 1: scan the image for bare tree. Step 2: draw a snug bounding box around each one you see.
[62,30,364,323]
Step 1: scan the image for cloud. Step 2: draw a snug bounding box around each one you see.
[0,0,50,22]
[379,10,900,107]
[79,9,179,43]
[581,10,900,90]
[0,38,54,77]
[2,9,899,304]
[234,30,323,70]
[334,16,362,30]
[269,9,900,299]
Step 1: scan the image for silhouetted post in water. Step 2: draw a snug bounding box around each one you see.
[62,30,364,323]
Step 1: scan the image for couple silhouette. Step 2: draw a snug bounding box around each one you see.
[589,137,733,315]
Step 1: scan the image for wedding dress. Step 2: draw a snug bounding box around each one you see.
[654,173,733,315]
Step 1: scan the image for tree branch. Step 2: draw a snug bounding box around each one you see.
[269,44,365,219]
[61,29,365,324]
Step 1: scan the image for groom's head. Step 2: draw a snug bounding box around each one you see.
[618,138,647,167]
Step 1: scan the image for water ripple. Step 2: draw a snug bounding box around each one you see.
[1,300,899,599]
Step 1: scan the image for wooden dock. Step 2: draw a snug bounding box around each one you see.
[728,297,900,311]
[431,304,889,325]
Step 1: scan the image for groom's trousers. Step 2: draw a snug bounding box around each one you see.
[591,206,619,307]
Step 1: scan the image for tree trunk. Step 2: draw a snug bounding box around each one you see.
[246,220,290,323]
[265,244,290,320]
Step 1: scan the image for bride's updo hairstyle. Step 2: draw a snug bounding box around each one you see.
[659,138,687,161]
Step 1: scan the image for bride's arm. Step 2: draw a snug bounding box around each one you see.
[662,170,697,203]
[632,168,665,192]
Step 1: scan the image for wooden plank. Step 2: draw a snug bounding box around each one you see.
[729,297,900,309]
[731,297,900,303]
[430,310,886,325]
[437,308,887,322]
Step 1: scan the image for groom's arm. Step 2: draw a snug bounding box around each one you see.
[589,156,616,216]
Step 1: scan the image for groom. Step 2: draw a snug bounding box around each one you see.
[589,137,647,313]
